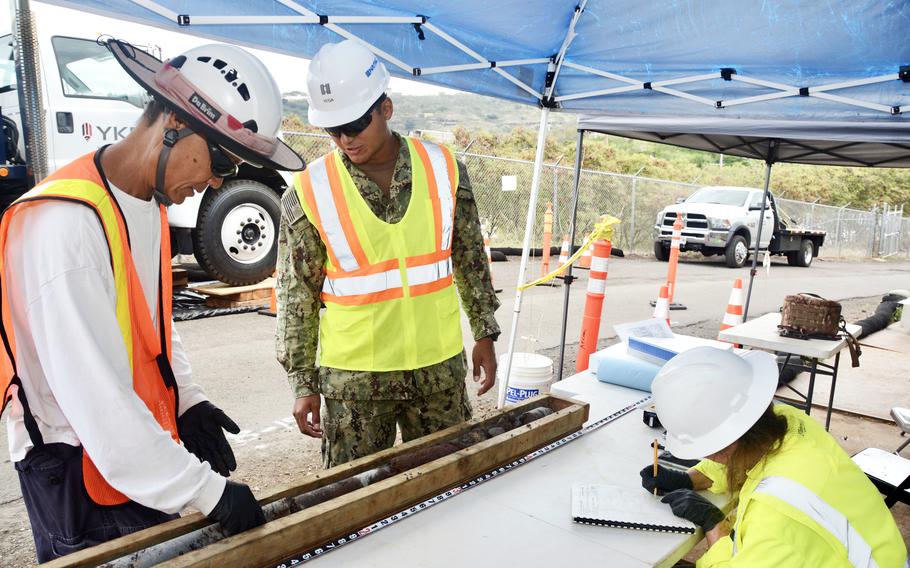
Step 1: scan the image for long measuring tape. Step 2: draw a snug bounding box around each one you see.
[273,395,652,567]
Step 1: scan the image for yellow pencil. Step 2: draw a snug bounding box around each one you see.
[652,438,659,496]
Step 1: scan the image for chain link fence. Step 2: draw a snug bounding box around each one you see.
[281,131,907,259]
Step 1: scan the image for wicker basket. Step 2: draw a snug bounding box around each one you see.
[779,293,842,339]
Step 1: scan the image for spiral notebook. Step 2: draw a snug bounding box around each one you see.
[571,484,697,534]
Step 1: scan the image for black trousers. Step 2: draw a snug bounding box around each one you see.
[15,443,177,563]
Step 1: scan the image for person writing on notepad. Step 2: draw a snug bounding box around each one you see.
[639,347,906,567]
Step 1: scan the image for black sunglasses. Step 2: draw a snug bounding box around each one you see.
[324,94,387,138]
[207,142,240,178]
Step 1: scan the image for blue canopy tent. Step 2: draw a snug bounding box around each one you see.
[28,0,910,404]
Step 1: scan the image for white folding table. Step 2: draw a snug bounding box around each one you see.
[300,372,724,567]
[718,312,862,430]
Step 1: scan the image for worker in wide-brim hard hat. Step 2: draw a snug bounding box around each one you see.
[277,39,501,468]
[640,347,906,567]
[0,40,303,563]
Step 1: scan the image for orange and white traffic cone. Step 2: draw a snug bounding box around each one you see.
[557,235,570,269]
[652,284,670,327]
[484,237,494,284]
[576,239,612,372]
[259,271,278,317]
[541,202,554,276]
[485,237,502,293]
[578,241,593,269]
[719,278,744,341]
[665,213,684,308]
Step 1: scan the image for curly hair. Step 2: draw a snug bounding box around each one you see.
[725,404,789,494]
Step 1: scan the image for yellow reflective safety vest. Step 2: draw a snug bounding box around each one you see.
[694,404,908,568]
[294,137,463,371]
[0,151,179,506]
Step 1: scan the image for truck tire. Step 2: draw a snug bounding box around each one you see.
[787,239,815,267]
[724,235,749,268]
[192,179,280,285]
[653,241,669,261]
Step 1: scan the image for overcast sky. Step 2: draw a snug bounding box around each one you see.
[1,1,457,96]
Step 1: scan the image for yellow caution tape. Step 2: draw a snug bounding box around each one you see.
[518,215,621,291]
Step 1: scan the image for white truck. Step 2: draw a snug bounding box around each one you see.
[653,186,826,268]
[0,24,292,285]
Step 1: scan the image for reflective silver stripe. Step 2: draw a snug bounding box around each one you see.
[307,157,360,273]
[322,268,402,298]
[421,141,455,251]
[591,256,609,274]
[406,257,453,287]
[736,476,883,568]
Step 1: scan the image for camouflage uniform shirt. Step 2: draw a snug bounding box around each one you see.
[276,132,500,401]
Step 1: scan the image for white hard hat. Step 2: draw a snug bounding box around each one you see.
[651,347,778,460]
[306,40,390,128]
[108,39,304,171]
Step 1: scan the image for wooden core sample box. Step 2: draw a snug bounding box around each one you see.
[49,394,588,568]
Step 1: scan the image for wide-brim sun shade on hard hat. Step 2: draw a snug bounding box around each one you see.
[651,347,778,460]
[106,39,304,172]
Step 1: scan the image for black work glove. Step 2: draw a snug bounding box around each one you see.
[178,401,240,477]
[661,489,725,532]
[208,480,266,536]
[640,465,694,496]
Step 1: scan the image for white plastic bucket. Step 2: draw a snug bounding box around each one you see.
[499,352,554,405]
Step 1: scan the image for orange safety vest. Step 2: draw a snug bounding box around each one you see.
[0,150,179,506]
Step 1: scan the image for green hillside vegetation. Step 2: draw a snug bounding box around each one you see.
[282,93,910,212]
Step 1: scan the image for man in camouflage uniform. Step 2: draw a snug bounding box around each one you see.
[276,40,500,468]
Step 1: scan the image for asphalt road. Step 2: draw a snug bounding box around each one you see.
[0,253,907,565]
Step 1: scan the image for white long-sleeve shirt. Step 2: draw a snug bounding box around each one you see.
[3,181,225,515]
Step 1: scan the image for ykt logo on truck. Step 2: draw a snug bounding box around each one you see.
[80,123,135,142]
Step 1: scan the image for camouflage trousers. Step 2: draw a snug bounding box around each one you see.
[321,383,473,468]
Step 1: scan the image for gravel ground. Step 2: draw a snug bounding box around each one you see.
[0,294,906,566]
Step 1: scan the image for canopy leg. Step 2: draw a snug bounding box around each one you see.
[497,107,551,408]
[555,129,585,381]
[743,143,777,321]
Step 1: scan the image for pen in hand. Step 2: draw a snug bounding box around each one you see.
[652,438,659,496]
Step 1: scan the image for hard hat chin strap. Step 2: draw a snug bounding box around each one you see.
[154,127,195,206]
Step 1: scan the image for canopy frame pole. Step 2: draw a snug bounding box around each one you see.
[11,0,48,184]
[743,139,779,321]
[545,0,588,99]
[555,129,586,381]
[497,105,552,408]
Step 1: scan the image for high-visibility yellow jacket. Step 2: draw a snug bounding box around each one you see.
[293,137,463,371]
[694,404,908,568]
[0,152,179,505]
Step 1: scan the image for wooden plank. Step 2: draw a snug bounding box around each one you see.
[162,396,588,567]
[205,297,270,309]
[193,278,275,298]
[45,395,578,568]
[171,268,188,288]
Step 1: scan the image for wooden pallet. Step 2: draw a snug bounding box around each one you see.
[48,394,588,568]
[193,278,275,308]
